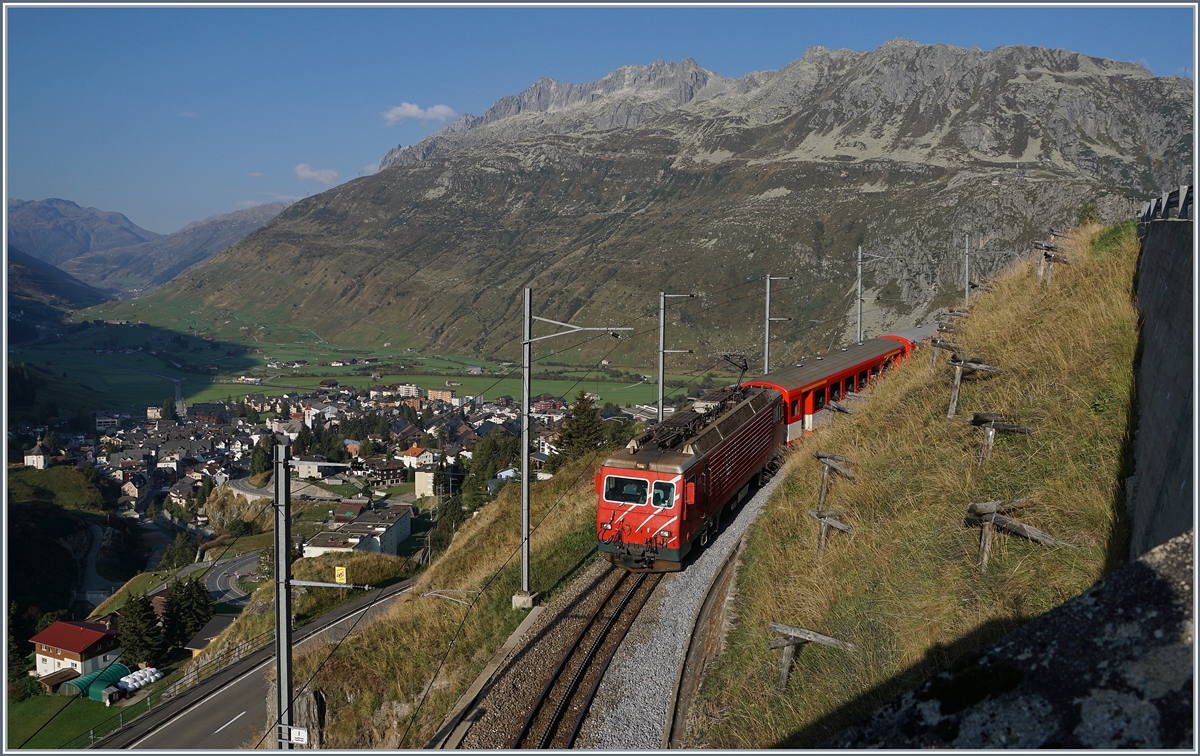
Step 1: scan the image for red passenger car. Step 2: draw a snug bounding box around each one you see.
[744,326,935,440]
[596,326,934,572]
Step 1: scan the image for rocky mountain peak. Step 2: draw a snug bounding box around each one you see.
[380,57,732,169]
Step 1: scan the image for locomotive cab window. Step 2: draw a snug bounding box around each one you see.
[604,476,649,505]
[652,481,675,509]
[790,399,799,418]
[813,388,827,411]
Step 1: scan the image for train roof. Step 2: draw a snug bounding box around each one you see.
[747,337,903,393]
[602,385,778,475]
[881,323,938,344]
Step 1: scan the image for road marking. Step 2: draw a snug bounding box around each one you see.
[128,583,412,748]
[214,710,246,734]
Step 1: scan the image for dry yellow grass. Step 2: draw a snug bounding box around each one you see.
[263,455,607,748]
[688,221,1140,748]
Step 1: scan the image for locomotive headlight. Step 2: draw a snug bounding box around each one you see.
[659,529,672,538]
[600,522,613,530]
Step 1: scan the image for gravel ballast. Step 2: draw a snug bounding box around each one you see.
[577,469,789,749]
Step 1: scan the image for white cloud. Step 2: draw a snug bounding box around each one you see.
[178,111,199,118]
[382,102,457,126]
[247,172,264,178]
[294,163,339,185]
[362,161,380,175]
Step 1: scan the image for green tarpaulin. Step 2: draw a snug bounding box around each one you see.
[60,663,130,700]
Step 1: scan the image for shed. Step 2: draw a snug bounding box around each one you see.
[183,614,239,657]
[60,663,130,700]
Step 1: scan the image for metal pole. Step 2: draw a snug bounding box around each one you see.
[965,234,970,308]
[658,291,666,423]
[274,442,293,750]
[658,292,695,423]
[764,277,772,374]
[856,245,863,344]
[764,276,792,374]
[520,288,531,597]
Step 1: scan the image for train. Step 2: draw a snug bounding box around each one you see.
[596,325,936,571]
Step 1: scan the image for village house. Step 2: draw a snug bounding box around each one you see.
[338,505,412,555]
[414,464,437,498]
[294,455,327,479]
[331,497,370,523]
[29,618,121,683]
[398,445,436,469]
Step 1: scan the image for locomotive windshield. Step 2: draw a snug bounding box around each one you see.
[651,481,675,509]
[605,476,649,504]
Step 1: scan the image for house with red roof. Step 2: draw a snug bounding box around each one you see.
[30,618,121,680]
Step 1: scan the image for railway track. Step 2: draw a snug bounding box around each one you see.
[510,570,663,749]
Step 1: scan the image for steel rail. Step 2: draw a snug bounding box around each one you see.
[539,572,648,748]
[566,572,661,748]
[510,569,626,748]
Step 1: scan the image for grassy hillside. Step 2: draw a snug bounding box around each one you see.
[687,220,1140,747]
[213,454,605,748]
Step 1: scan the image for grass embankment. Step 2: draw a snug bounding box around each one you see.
[231,454,603,748]
[688,221,1140,748]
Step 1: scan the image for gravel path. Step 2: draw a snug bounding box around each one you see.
[576,469,788,749]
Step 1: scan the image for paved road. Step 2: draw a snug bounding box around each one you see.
[226,476,273,501]
[95,578,414,749]
[81,522,126,594]
[204,553,258,607]
[225,476,340,502]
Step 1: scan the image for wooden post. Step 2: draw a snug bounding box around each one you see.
[808,510,852,559]
[929,343,940,374]
[817,465,830,509]
[981,512,1069,546]
[767,622,856,693]
[978,520,994,572]
[978,424,996,467]
[947,364,963,418]
[776,642,800,693]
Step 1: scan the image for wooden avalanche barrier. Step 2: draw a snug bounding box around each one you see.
[767,622,856,693]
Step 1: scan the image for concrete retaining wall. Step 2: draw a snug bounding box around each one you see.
[1127,219,1194,558]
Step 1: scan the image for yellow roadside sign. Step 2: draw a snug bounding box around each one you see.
[335,566,347,585]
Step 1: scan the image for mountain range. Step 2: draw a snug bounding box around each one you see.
[79,40,1194,364]
[7,198,163,267]
[7,200,290,299]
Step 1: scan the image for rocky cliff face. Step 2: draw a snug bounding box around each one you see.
[113,40,1191,364]
[383,40,1192,191]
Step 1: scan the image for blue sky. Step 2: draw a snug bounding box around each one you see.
[5,5,1195,234]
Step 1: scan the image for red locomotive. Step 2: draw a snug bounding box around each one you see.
[596,326,934,572]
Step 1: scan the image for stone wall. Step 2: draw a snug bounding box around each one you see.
[1127,219,1194,558]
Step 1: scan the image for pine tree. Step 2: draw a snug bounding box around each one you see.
[250,434,274,475]
[161,397,177,421]
[119,593,161,666]
[556,389,606,460]
[160,580,187,649]
[182,579,215,637]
